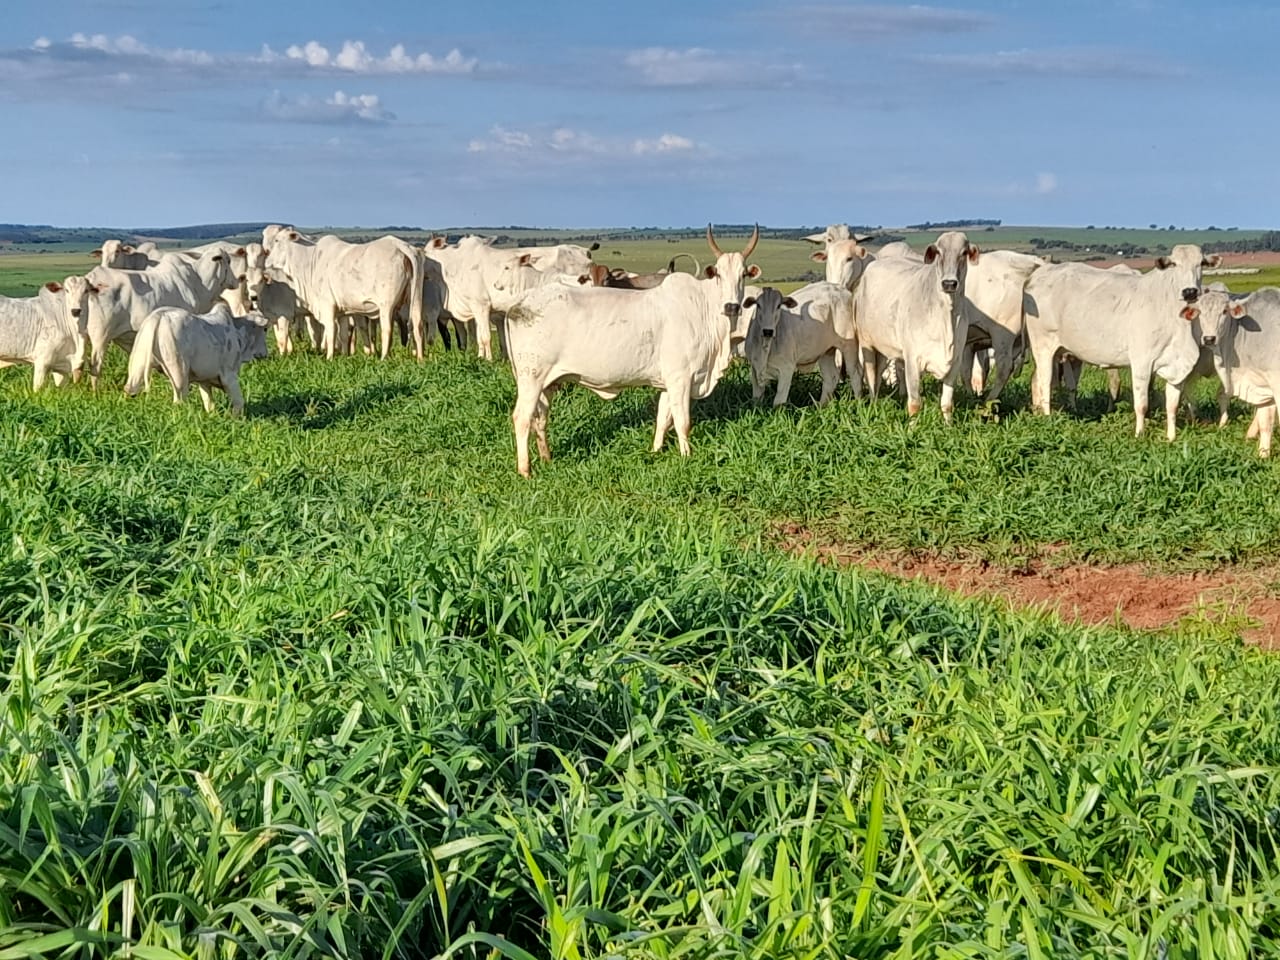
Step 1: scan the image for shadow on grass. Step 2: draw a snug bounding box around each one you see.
[248,383,415,430]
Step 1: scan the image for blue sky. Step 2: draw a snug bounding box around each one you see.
[2,0,1275,229]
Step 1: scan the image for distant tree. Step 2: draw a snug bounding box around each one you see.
[1149,224,1158,230]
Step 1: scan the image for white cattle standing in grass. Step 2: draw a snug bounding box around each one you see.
[0,276,100,388]
[85,248,241,387]
[425,236,599,361]
[506,225,760,476]
[91,240,160,270]
[264,230,426,360]
[853,231,979,420]
[1184,285,1280,455]
[1023,244,1220,439]
[742,285,861,406]
[124,303,269,415]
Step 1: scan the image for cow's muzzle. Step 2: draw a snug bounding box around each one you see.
[762,328,774,339]
[1202,336,1217,347]
[71,308,81,318]
[723,302,741,319]
[941,279,959,293]
[1182,287,1199,303]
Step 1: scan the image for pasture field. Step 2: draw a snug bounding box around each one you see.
[2,260,1280,958]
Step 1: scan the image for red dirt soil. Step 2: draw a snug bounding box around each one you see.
[774,523,1280,650]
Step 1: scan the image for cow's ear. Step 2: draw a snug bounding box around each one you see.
[1203,254,1223,269]
[262,247,271,257]
[183,251,200,260]
[518,253,532,266]
[235,247,246,256]
[782,297,798,309]
[1154,256,1174,270]
[287,230,300,241]
[810,251,827,263]
[577,274,590,284]
[90,249,101,258]
[746,264,762,278]
[852,245,867,259]
[966,243,980,264]
[742,296,757,308]
[704,265,718,279]
[589,241,600,251]
[1230,301,1248,319]
[121,244,135,253]
[43,281,63,293]
[924,244,940,264]
[1180,305,1199,322]
[91,283,107,294]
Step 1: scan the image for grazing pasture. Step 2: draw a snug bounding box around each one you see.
[2,248,1280,959]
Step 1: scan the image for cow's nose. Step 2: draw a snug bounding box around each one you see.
[762,328,774,339]
[71,308,81,318]
[1203,335,1217,346]
[1182,287,1199,303]
[941,279,959,293]
[724,302,741,319]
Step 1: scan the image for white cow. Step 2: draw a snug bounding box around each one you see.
[853,231,979,420]
[1024,245,1220,438]
[124,303,269,415]
[0,276,100,388]
[506,225,760,476]
[91,240,160,270]
[1185,285,1280,455]
[264,231,426,360]
[809,239,872,293]
[742,285,862,406]
[185,241,255,316]
[424,236,598,361]
[85,248,241,387]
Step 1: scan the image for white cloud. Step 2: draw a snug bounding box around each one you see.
[271,40,476,75]
[17,33,478,79]
[917,47,1186,80]
[468,125,701,159]
[1036,172,1058,195]
[624,47,800,88]
[261,90,396,125]
[633,133,695,155]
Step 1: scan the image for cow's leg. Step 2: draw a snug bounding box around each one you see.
[817,353,839,406]
[1029,340,1056,416]
[985,332,1016,402]
[1218,387,1230,428]
[512,382,541,477]
[841,342,863,397]
[380,305,395,360]
[436,317,453,351]
[1106,369,1123,412]
[196,383,215,412]
[318,305,339,360]
[88,332,107,391]
[274,316,289,354]
[533,385,558,463]
[940,357,965,424]
[652,391,673,452]
[750,361,767,402]
[1247,408,1262,440]
[32,360,49,392]
[669,382,694,456]
[1164,379,1182,441]
[1130,366,1151,437]
[969,347,987,395]
[861,347,880,402]
[903,354,924,417]
[1259,404,1276,458]
[50,371,67,388]
[224,376,245,417]
[773,364,795,407]
[475,306,493,361]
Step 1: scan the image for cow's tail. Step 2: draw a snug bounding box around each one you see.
[124,310,161,396]
[408,244,427,352]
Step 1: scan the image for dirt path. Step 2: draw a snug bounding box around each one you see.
[775,523,1280,649]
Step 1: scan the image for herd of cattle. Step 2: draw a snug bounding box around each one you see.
[2,222,1280,473]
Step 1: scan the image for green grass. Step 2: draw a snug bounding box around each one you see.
[2,259,1280,958]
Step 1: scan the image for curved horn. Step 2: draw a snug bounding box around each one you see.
[706,223,724,259]
[741,223,760,260]
[667,252,701,276]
